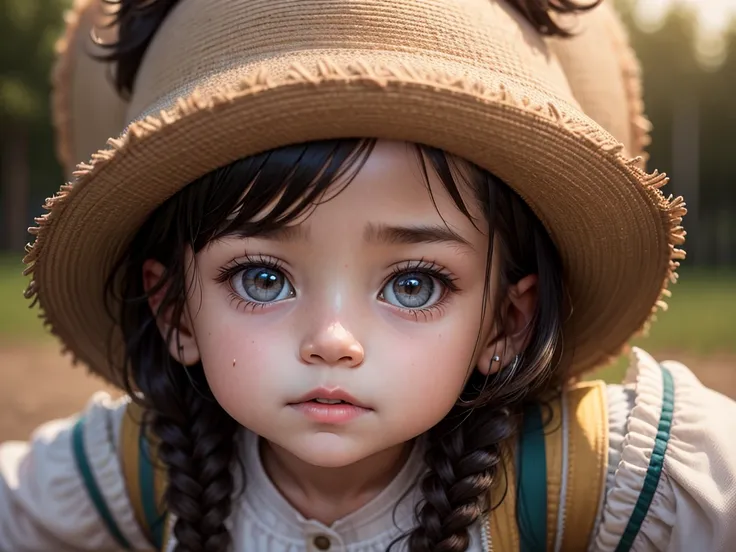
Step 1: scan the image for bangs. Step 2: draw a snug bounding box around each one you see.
[192,139,491,252]
[210,139,376,245]
[134,138,491,264]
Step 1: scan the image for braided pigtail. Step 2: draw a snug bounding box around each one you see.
[149,368,239,551]
[110,180,242,551]
[99,4,236,545]
[406,405,515,552]
[397,150,566,551]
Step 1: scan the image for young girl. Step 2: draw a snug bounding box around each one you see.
[2,0,735,551]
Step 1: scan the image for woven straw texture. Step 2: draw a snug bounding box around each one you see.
[31,0,685,386]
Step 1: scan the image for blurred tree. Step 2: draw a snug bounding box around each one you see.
[615,0,736,266]
[0,0,69,252]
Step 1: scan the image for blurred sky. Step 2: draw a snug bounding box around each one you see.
[634,0,736,67]
[636,0,736,33]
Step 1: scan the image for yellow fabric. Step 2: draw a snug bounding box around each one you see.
[489,440,521,552]
[120,402,148,545]
[119,401,169,550]
[543,395,564,552]
[560,381,609,551]
[486,381,609,552]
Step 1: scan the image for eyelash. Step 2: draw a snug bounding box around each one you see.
[215,254,289,313]
[380,259,460,321]
[215,255,461,318]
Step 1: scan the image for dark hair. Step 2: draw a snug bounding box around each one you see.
[100,1,574,550]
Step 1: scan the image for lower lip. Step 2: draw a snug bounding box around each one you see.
[289,401,370,424]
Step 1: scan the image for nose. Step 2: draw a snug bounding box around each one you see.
[299,321,365,368]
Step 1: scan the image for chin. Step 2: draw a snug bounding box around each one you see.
[286,433,379,468]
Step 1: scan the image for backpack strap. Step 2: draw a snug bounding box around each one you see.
[119,401,170,551]
[487,380,609,552]
[542,392,564,551]
[558,380,609,551]
[489,436,521,551]
[72,416,133,550]
[488,401,553,552]
[518,400,550,551]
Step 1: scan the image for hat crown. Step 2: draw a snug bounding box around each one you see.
[128,0,575,122]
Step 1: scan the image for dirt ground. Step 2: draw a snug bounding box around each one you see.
[1,342,734,443]
[0,343,122,442]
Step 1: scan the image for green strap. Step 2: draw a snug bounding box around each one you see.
[72,417,132,550]
[517,402,547,552]
[139,430,166,549]
[615,365,675,552]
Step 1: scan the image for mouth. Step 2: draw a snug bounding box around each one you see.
[289,387,371,409]
[288,387,372,424]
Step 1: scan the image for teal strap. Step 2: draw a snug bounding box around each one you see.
[72,417,132,550]
[517,402,547,552]
[615,365,675,552]
[139,430,165,549]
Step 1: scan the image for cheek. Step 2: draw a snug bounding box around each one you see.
[374,316,481,429]
[187,293,292,424]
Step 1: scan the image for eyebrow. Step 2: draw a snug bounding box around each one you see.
[363,223,473,250]
[242,221,473,250]
[242,224,310,242]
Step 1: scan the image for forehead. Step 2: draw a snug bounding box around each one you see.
[294,140,487,235]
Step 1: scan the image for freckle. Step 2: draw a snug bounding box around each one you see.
[233,358,237,367]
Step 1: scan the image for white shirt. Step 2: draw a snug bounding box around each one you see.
[2,348,735,552]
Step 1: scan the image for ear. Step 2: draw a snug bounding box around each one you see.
[142,259,201,366]
[476,274,538,376]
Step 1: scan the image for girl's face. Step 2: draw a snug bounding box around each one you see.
[157,140,515,467]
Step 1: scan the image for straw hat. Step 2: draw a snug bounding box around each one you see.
[52,0,653,178]
[547,1,653,169]
[51,0,127,180]
[31,0,686,387]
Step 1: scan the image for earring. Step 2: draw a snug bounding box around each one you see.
[492,355,501,363]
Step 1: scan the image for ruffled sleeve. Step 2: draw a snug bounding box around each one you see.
[595,347,736,552]
[0,392,153,551]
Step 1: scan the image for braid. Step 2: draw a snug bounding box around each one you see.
[396,151,565,552]
[111,200,241,551]
[148,367,239,552]
[406,405,516,552]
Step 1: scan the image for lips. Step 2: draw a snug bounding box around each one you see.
[290,387,370,409]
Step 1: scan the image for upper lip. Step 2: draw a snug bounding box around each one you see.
[291,387,370,408]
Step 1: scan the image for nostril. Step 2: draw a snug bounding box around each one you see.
[310,353,352,360]
[307,353,356,364]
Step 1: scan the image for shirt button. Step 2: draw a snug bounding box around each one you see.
[313,534,331,550]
